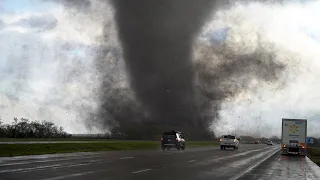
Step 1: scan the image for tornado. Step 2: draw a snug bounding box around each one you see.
[110,0,216,132]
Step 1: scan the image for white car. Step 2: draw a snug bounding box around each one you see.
[220,135,240,150]
[267,140,273,145]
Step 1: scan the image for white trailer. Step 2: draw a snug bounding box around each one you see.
[281,118,307,156]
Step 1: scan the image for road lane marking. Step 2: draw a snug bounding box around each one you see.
[0,160,102,173]
[228,147,280,180]
[305,157,320,179]
[0,164,63,173]
[119,157,135,160]
[0,156,99,167]
[187,160,197,163]
[43,170,106,180]
[132,169,152,174]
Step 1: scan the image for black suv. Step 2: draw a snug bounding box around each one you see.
[161,131,186,151]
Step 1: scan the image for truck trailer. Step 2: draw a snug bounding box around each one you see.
[281,118,307,156]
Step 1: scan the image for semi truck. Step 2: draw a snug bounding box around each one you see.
[281,118,307,156]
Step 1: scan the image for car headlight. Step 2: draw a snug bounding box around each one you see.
[234,139,236,142]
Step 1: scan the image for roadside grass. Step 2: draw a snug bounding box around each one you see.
[0,141,219,157]
[0,138,110,142]
[308,147,320,166]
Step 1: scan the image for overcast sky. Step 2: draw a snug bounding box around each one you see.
[0,0,319,138]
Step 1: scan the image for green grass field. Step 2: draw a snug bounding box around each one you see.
[0,138,110,142]
[0,140,219,157]
[308,147,320,166]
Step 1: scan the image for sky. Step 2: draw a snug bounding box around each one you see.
[0,0,320,137]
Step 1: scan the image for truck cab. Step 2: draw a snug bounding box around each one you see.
[220,135,240,150]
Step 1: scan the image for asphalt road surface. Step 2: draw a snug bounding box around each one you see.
[0,144,318,180]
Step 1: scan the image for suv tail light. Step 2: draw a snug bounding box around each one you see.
[282,144,286,148]
[176,138,178,140]
[161,138,163,141]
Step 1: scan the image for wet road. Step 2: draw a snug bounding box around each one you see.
[238,150,320,180]
[0,144,317,180]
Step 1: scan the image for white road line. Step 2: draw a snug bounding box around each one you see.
[119,157,135,160]
[51,162,95,170]
[187,160,197,163]
[0,161,101,174]
[132,169,152,174]
[43,170,106,180]
[229,147,280,180]
[305,157,320,179]
[0,164,63,173]
[0,156,98,167]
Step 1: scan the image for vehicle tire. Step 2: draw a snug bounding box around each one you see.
[233,146,236,150]
[161,145,166,151]
[181,143,185,150]
[220,145,224,150]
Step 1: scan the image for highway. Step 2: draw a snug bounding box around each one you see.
[0,144,319,180]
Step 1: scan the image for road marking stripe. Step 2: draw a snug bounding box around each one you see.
[187,160,197,163]
[132,169,152,174]
[0,164,63,173]
[119,157,135,160]
[229,147,280,180]
[0,156,98,167]
[43,170,106,180]
[0,160,101,173]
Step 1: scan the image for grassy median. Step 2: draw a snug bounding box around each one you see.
[0,141,218,157]
[0,138,109,142]
[308,147,320,166]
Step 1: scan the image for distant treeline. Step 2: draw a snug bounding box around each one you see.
[0,118,70,138]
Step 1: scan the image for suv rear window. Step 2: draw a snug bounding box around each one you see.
[163,132,175,135]
[162,132,177,138]
[223,135,235,139]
